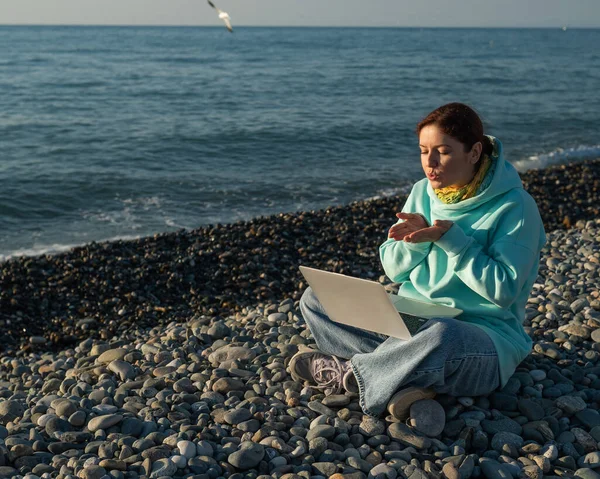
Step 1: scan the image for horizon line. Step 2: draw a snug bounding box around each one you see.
[0,24,598,29]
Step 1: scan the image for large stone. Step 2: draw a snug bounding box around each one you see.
[442,462,459,479]
[312,462,339,476]
[562,323,591,339]
[575,468,600,479]
[0,468,18,478]
[149,458,177,479]
[212,378,245,394]
[572,428,598,452]
[491,431,524,453]
[207,321,231,339]
[224,408,252,425]
[518,399,545,421]
[358,416,385,437]
[208,345,256,366]
[92,404,118,415]
[69,410,87,427]
[479,458,514,479]
[188,456,215,474]
[556,396,587,415]
[177,440,197,459]
[530,370,547,382]
[56,431,92,443]
[173,378,195,393]
[481,418,522,436]
[55,399,78,418]
[196,440,214,457]
[322,395,351,407]
[228,441,265,470]
[490,392,518,411]
[306,424,336,442]
[97,348,128,364]
[45,416,71,435]
[48,442,79,454]
[581,452,600,468]
[459,455,476,478]
[120,417,144,437]
[0,400,25,425]
[308,401,336,417]
[369,464,397,479]
[78,465,107,479]
[108,360,136,380]
[387,423,432,450]
[576,409,600,429]
[98,459,126,471]
[88,414,123,432]
[409,399,445,437]
[14,455,45,469]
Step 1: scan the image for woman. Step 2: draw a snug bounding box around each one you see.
[289,102,546,421]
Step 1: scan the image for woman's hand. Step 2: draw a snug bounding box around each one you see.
[388,212,429,241]
[404,220,454,243]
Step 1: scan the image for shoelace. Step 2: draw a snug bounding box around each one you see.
[310,355,351,395]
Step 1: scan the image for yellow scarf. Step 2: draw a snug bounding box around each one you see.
[434,154,493,204]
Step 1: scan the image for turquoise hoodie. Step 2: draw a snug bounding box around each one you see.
[379,137,546,388]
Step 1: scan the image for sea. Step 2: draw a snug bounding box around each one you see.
[1,26,599,261]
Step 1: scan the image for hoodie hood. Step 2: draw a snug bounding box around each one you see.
[426,136,523,215]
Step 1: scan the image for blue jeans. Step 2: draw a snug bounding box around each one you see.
[299,286,500,417]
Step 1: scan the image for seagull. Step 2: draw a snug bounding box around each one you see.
[207,0,233,32]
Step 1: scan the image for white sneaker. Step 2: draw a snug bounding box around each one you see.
[289,347,358,395]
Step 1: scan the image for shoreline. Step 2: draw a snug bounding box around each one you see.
[2,149,600,265]
[1,158,600,353]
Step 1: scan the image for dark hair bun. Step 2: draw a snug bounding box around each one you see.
[417,103,490,160]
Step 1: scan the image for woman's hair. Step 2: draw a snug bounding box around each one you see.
[416,103,493,161]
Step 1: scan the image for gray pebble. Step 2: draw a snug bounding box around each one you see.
[556,395,587,415]
[409,399,445,437]
[306,424,336,442]
[387,423,431,450]
[97,348,127,364]
[0,400,25,425]
[88,414,123,432]
[491,431,524,453]
[149,458,177,479]
[358,416,385,437]
[228,441,265,470]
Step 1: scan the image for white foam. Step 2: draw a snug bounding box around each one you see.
[0,234,144,263]
[121,196,162,208]
[362,184,413,202]
[165,218,190,229]
[512,144,600,172]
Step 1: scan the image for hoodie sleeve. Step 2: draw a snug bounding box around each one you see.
[379,184,432,283]
[435,196,544,309]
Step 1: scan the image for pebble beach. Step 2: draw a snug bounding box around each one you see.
[1,158,600,479]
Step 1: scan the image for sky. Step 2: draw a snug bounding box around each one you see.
[1,0,599,28]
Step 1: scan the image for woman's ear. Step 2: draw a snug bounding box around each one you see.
[470,141,483,164]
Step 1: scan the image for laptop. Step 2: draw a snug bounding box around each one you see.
[299,265,462,340]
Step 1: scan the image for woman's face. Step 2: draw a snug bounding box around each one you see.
[419,124,481,189]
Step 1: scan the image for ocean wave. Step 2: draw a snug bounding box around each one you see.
[512,144,600,172]
[121,196,163,209]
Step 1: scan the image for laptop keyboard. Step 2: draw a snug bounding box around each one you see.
[388,294,431,335]
[400,313,430,336]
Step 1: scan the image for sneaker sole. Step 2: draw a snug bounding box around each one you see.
[288,348,318,384]
[387,387,436,421]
